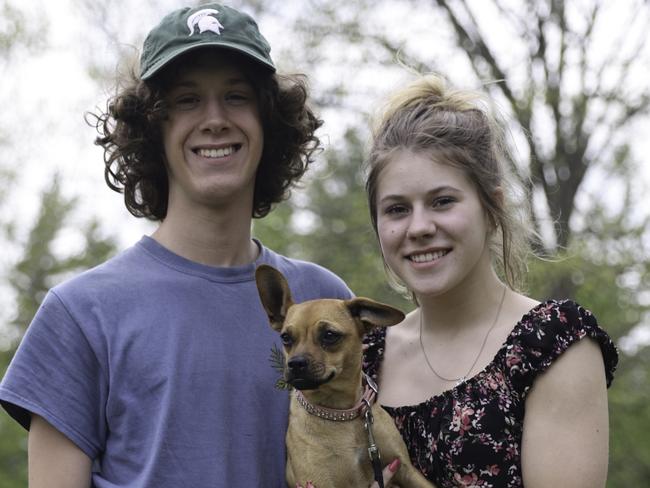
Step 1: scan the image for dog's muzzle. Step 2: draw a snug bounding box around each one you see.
[285,355,334,390]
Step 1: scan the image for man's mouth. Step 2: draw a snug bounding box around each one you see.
[408,249,450,263]
[194,144,241,158]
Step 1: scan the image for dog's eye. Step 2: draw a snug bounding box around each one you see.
[280,332,293,347]
[321,330,343,347]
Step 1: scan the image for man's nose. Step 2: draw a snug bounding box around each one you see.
[199,99,230,133]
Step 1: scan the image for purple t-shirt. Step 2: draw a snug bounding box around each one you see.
[0,236,352,487]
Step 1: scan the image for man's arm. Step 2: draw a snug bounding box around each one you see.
[521,338,609,487]
[28,414,92,488]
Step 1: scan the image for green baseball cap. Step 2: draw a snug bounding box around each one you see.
[140,3,275,80]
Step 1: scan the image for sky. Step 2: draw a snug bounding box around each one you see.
[2,0,650,347]
[2,0,158,252]
[4,0,648,247]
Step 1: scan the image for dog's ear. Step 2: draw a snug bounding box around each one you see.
[346,298,405,334]
[255,265,294,332]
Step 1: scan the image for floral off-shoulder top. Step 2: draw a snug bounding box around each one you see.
[363,300,618,488]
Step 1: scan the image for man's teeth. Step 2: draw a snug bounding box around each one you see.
[196,146,236,158]
[410,250,448,263]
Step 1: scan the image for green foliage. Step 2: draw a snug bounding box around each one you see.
[7,177,117,336]
[608,350,650,486]
[0,414,27,488]
[4,2,648,486]
[0,177,117,486]
[256,128,650,488]
[0,0,47,62]
[509,242,650,488]
[254,128,413,313]
[526,251,646,344]
[269,344,291,391]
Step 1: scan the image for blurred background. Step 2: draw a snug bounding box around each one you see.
[1,0,649,485]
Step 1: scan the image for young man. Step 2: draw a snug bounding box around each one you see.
[0,4,352,487]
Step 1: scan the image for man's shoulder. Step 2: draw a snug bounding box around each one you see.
[263,248,336,281]
[52,240,150,298]
[262,248,352,301]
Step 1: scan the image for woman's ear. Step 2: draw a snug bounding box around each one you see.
[487,186,504,231]
[492,186,504,207]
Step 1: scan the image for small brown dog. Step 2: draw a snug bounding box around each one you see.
[255,265,434,488]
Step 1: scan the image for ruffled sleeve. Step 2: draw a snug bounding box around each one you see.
[503,299,618,395]
[362,328,387,383]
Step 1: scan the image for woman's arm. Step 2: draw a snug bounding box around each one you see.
[28,414,92,488]
[521,338,609,487]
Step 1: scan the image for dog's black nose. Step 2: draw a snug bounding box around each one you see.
[288,356,309,372]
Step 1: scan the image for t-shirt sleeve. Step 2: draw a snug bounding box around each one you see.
[0,290,108,459]
[281,260,354,302]
[506,300,618,394]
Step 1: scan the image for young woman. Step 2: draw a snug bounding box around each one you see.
[362,74,618,487]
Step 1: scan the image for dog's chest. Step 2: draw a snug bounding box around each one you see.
[286,400,375,485]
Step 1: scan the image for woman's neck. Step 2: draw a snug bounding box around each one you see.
[416,267,506,336]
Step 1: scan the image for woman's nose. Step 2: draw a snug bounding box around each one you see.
[406,207,436,240]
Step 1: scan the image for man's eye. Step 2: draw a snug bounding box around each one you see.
[280,333,293,347]
[226,92,251,104]
[171,95,200,110]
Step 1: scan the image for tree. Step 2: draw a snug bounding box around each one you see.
[244,6,650,482]
[68,1,650,486]
[0,178,118,487]
[526,238,650,487]
[0,0,47,233]
[248,0,650,250]
[256,129,650,488]
[254,128,413,311]
[431,0,650,251]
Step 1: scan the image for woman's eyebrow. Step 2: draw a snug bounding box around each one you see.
[379,185,462,203]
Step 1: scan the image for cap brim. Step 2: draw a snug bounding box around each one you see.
[141,41,275,80]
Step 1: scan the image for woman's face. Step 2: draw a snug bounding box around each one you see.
[375,149,493,298]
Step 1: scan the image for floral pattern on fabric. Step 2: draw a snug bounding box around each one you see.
[363,300,618,487]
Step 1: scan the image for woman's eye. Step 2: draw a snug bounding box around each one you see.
[385,205,408,216]
[433,197,455,208]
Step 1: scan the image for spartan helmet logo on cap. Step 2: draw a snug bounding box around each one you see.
[187,9,225,36]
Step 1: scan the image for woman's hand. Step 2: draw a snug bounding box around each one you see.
[295,458,401,488]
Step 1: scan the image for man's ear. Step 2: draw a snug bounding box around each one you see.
[346,297,405,335]
[255,265,294,332]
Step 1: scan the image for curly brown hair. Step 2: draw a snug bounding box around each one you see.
[91,50,322,220]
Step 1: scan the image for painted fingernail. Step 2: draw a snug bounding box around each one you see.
[389,458,401,473]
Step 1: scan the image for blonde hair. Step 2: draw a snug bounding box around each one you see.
[365,74,534,296]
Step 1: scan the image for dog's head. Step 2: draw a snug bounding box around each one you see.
[255,264,404,391]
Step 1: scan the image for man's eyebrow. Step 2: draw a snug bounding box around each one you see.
[168,77,252,90]
[167,80,195,90]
